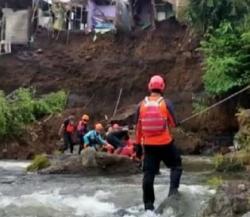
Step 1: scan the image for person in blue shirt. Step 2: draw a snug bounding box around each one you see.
[83,123,114,152]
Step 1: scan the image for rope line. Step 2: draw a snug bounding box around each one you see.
[180,85,250,124]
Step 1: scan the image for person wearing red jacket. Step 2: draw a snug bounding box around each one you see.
[58,115,76,154]
[135,75,182,211]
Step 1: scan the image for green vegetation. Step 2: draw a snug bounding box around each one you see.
[0,88,67,139]
[34,90,68,119]
[200,22,250,95]
[188,0,250,33]
[213,154,245,172]
[188,0,250,96]
[0,91,10,137]
[207,176,223,187]
[212,110,250,173]
[27,154,50,172]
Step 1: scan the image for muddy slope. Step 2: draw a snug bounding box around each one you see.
[0,20,201,120]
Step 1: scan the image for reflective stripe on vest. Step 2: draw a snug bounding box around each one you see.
[140,97,167,136]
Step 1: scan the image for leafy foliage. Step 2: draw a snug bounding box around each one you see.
[0,91,10,137]
[188,0,250,33]
[200,22,250,95]
[0,88,67,138]
[34,91,67,119]
[188,0,250,96]
[9,88,36,133]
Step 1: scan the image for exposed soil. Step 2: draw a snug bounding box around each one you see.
[0,19,246,159]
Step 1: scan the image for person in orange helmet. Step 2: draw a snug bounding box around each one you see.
[83,123,114,152]
[135,75,182,212]
[77,114,90,154]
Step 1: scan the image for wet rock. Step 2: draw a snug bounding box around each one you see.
[182,156,213,172]
[200,190,233,217]
[242,212,250,217]
[183,51,192,59]
[200,181,250,217]
[36,48,43,54]
[40,148,140,175]
[232,194,249,215]
[172,128,203,154]
[110,104,137,125]
[246,165,250,172]
[238,184,247,192]
[81,147,97,167]
[85,55,92,61]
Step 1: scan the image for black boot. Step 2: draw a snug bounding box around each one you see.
[168,167,182,197]
[145,202,155,211]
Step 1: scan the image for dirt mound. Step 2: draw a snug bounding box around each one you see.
[0,19,200,118]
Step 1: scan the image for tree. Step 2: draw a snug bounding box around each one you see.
[200,22,250,95]
[188,0,250,33]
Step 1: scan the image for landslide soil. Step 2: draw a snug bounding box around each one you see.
[0,19,241,159]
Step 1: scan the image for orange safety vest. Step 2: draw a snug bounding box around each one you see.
[136,96,174,146]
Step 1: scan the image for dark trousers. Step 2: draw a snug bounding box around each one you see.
[78,133,84,154]
[63,132,74,153]
[106,134,123,149]
[143,142,182,210]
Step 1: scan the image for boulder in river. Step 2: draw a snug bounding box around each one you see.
[200,181,250,217]
[172,128,203,154]
[40,147,141,175]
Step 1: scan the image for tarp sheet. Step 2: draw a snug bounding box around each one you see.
[4,9,30,44]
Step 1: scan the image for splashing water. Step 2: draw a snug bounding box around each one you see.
[0,161,215,217]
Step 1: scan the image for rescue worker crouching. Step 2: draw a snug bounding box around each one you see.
[135,75,182,211]
[106,123,129,151]
[83,123,114,152]
[77,114,90,154]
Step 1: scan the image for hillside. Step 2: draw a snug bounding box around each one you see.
[0,19,241,158]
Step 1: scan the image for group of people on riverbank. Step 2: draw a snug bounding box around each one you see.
[58,115,136,159]
[59,74,183,214]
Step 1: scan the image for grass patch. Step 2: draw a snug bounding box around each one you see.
[213,154,245,172]
[0,88,67,139]
[207,176,223,187]
[27,154,50,172]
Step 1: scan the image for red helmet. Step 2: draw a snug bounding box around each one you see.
[148,75,165,92]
